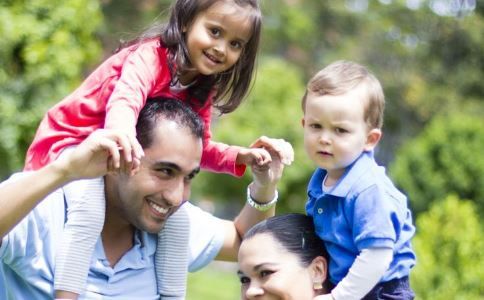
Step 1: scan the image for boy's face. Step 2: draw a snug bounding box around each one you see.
[302,85,381,180]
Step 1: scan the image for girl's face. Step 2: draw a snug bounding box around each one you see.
[238,233,321,300]
[182,1,254,82]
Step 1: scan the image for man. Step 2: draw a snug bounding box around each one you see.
[0,100,292,299]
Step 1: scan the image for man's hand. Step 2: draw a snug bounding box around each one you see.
[54,129,143,181]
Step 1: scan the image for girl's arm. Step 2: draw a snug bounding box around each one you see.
[0,130,128,238]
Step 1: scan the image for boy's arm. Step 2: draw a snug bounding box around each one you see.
[318,247,393,300]
[0,129,129,239]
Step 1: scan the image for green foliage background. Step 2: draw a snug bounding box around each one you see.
[1,0,483,298]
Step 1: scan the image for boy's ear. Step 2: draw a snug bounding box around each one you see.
[301,117,305,128]
[364,128,382,152]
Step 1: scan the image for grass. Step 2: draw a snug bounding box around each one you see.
[186,261,240,299]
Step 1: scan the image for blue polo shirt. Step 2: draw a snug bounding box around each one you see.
[0,174,225,299]
[306,151,416,284]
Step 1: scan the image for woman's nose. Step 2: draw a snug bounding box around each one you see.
[245,282,264,298]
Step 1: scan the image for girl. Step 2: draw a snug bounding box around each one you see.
[24,0,286,299]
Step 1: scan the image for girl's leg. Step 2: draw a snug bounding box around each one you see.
[55,177,106,298]
[156,205,190,299]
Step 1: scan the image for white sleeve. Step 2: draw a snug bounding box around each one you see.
[331,247,393,300]
[184,202,226,272]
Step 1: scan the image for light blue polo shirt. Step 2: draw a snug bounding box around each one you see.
[306,151,416,284]
[0,174,225,299]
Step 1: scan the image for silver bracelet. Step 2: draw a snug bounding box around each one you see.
[246,186,278,211]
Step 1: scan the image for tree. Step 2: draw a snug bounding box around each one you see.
[192,57,311,214]
[411,195,484,299]
[0,0,103,178]
[390,113,484,217]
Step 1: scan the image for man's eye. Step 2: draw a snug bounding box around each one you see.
[184,173,196,182]
[157,168,173,176]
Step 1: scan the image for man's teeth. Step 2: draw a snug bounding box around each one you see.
[149,201,168,214]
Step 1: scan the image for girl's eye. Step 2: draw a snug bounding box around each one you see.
[210,28,220,37]
[230,40,242,49]
[260,270,274,278]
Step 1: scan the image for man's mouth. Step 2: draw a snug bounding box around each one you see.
[148,199,169,215]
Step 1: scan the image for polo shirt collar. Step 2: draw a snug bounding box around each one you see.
[308,151,375,199]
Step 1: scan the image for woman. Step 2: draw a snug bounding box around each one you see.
[237,213,332,299]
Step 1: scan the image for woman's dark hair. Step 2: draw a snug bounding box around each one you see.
[136,98,204,149]
[120,0,262,114]
[244,213,332,290]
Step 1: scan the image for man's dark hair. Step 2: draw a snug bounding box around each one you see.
[136,98,204,149]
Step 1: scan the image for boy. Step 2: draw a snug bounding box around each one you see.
[303,61,416,299]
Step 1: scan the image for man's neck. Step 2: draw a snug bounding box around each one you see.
[102,177,136,267]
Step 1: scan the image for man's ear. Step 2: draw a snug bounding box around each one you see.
[364,128,382,152]
[309,256,328,288]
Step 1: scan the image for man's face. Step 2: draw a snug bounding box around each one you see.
[106,119,202,233]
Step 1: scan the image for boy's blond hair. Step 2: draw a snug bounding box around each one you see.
[301,60,385,129]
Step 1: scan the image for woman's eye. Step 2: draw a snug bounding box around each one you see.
[260,270,274,278]
[239,276,250,284]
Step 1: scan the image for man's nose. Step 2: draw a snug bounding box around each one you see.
[162,179,185,207]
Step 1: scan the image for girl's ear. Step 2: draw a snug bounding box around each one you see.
[309,256,328,292]
[364,128,382,152]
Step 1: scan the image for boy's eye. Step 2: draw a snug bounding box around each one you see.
[310,124,322,129]
[335,127,348,134]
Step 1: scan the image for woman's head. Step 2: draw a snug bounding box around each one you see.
[238,214,331,299]
[162,0,262,113]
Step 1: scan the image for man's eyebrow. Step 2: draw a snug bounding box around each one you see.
[150,161,181,171]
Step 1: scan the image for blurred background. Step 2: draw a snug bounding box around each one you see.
[1,0,483,299]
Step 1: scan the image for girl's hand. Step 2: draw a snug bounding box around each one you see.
[314,294,334,300]
[236,147,272,167]
[249,136,294,166]
[55,129,142,180]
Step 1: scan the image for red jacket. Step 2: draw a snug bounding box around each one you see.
[25,39,244,176]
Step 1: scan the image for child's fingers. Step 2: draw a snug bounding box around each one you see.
[115,133,133,163]
[250,136,294,165]
[128,134,144,159]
